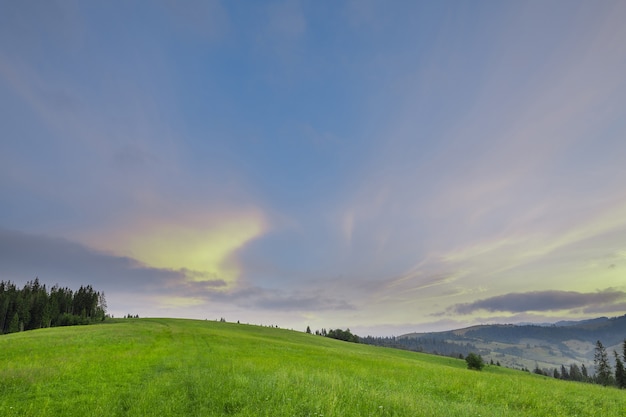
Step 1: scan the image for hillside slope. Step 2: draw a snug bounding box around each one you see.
[399,315,626,370]
[1,318,625,416]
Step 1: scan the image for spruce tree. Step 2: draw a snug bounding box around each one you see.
[581,364,589,381]
[614,351,626,389]
[8,313,19,333]
[569,364,583,382]
[594,340,613,386]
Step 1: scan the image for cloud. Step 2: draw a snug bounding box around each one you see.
[0,228,180,290]
[83,208,267,288]
[334,0,626,270]
[0,228,354,316]
[582,302,626,315]
[451,289,626,315]
[207,286,355,312]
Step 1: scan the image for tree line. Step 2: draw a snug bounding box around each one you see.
[0,278,107,334]
[360,335,482,358]
[527,339,625,389]
[307,326,360,343]
[592,339,625,388]
[533,362,591,382]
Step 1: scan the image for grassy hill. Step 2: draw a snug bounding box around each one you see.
[1,319,624,416]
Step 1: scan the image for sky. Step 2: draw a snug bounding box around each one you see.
[1,1,626,336]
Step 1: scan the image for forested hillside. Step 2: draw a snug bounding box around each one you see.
[0,278,106,334]
[390,315,626,374]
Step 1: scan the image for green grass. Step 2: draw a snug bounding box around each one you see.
[1,319,624,416]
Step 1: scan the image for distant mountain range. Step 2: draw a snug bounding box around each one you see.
[396,315,626,371]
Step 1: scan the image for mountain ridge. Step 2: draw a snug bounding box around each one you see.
[396,315,626,370]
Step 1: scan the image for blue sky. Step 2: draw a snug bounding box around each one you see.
[1,1,626,335]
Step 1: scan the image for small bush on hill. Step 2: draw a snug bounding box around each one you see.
[466,352,485,371]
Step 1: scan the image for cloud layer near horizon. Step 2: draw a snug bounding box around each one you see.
[0,229,353,317]
[1,1,626,335]
[451,290,626,315]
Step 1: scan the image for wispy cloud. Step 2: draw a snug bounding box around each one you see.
[218,287,355,312]
[327,1,626,324]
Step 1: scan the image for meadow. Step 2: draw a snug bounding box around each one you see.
[1,318,624,416]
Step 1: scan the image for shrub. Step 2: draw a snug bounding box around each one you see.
[466,352,485,371]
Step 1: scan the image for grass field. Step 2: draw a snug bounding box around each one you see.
[1,318,624,416]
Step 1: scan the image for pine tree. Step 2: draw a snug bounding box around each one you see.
[43,302,52,328]
[569,364,583,382]
[306,326,311,334]
[594,340,613,386]
[614,351,626,389]
[0,283,10,333]
[8,312,19,333]
[581,364,589,381]
[15,292,30,332]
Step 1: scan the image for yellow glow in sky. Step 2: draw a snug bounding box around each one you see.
[129,214,264,286]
